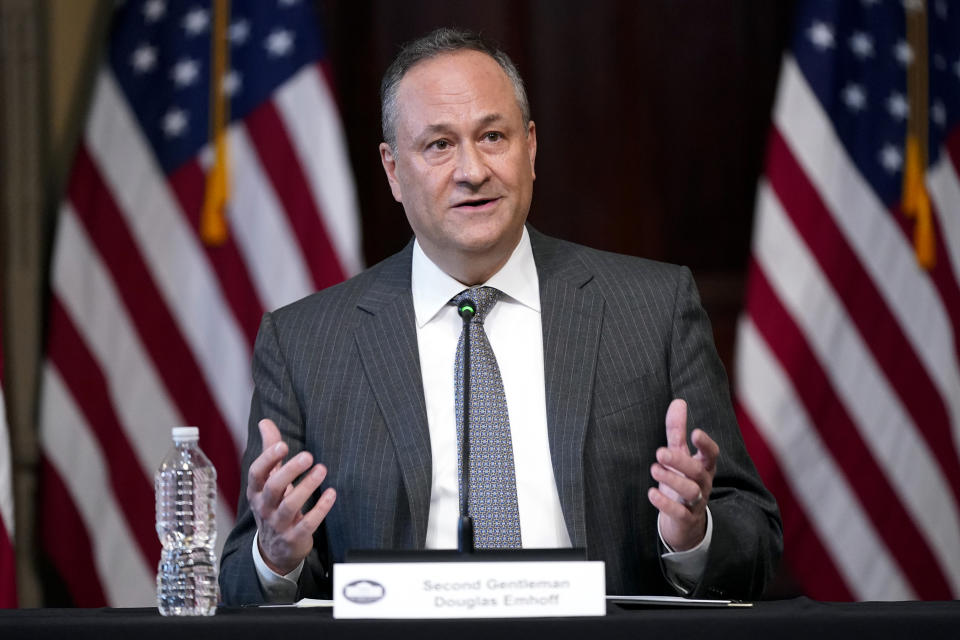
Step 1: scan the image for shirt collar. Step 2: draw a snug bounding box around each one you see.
[411,226,541,329]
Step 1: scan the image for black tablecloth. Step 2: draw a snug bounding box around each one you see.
[1,598,957,640]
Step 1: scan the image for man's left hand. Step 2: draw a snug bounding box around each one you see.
[648,398,719,551]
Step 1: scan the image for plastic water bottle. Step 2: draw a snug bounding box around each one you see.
[155,426,218,616]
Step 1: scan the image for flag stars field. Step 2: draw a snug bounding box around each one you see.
[222,70,241,98]
[130,44,157,74]
[170,58,200,88]
[886,92,909,121]
[229,19,250,45]
[161,107,188,138]
[849,32,874,59]
[902,0,923,14]
[932,101,946,127]
[182,7,209,37]
[843,84,868,112]
[265,29,295,57]
[894,40,914,67]
[142,0,165,23]
[807,21,835,50]
[879,144,903,174]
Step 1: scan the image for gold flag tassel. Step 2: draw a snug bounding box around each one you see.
[901,0,934,270]
[902,135,934,269]
[201,0,231,247]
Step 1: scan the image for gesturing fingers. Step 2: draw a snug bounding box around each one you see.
[273,464,328,524]
[258,419,283,451]
[665,398,689,454]
[691,428,719,474]
[648,486,702,524]
[296,487,337,536]
[260,451,315,507]
[650,458,704,510]
[247,440,288,495]
[651,401,719,551]
[655,446,708,487]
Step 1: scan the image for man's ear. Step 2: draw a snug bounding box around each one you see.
[526,120,537,181]
[379,142,403,203]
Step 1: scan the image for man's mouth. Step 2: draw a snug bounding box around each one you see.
[452,197,499,209]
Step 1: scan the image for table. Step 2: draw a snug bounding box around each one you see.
[1,598,957,640]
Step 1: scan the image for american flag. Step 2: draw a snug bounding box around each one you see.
[1,314,16,608]
[38,0,361,606]
[735,0,960,600]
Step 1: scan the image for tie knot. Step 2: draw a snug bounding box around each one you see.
[451,286,502,323]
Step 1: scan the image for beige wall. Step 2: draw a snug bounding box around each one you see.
[1,0,109,606]
[48,0,110,184]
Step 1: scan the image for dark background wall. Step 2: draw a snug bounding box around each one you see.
[316,0,796,368]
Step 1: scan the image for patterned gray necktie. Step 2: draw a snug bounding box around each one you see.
[451,286,522,548]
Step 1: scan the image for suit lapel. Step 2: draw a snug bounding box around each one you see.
[531,229,604,549]
[350,231,603,550]
[353,245,433,547]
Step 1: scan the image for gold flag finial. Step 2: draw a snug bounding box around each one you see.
[901,0,935,269]
[200,0,231,247]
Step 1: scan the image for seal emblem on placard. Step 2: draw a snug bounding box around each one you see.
[343,580,386,604]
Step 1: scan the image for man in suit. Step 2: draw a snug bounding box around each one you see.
[220,28,782,605]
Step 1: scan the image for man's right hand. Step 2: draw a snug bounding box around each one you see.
[247,418,336,576]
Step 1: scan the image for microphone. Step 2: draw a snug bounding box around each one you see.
[457,299,476,554]
[343,295,586,565]
[457,300,476,321]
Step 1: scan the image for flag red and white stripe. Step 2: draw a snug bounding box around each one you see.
[1,314,17,608]
[39,2,361,606]
[735,2,960,601]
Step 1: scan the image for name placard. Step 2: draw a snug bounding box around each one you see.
[333,560,605,619]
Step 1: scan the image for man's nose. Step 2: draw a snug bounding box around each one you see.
[452,142,490,187]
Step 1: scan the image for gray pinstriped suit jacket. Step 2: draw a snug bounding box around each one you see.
[220,227,782,605]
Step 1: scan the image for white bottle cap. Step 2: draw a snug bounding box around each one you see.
[172,426,199,443]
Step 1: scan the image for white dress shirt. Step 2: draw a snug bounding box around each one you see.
[413,228,570,549]
[253,227,710,600]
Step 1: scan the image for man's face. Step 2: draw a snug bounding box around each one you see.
[380,50,537,283]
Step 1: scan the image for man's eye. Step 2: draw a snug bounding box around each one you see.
[483,132,503,142]
[429,139,449,151]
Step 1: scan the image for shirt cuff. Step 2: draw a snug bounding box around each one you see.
[657,506,713,595]
[252,530,304,603]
